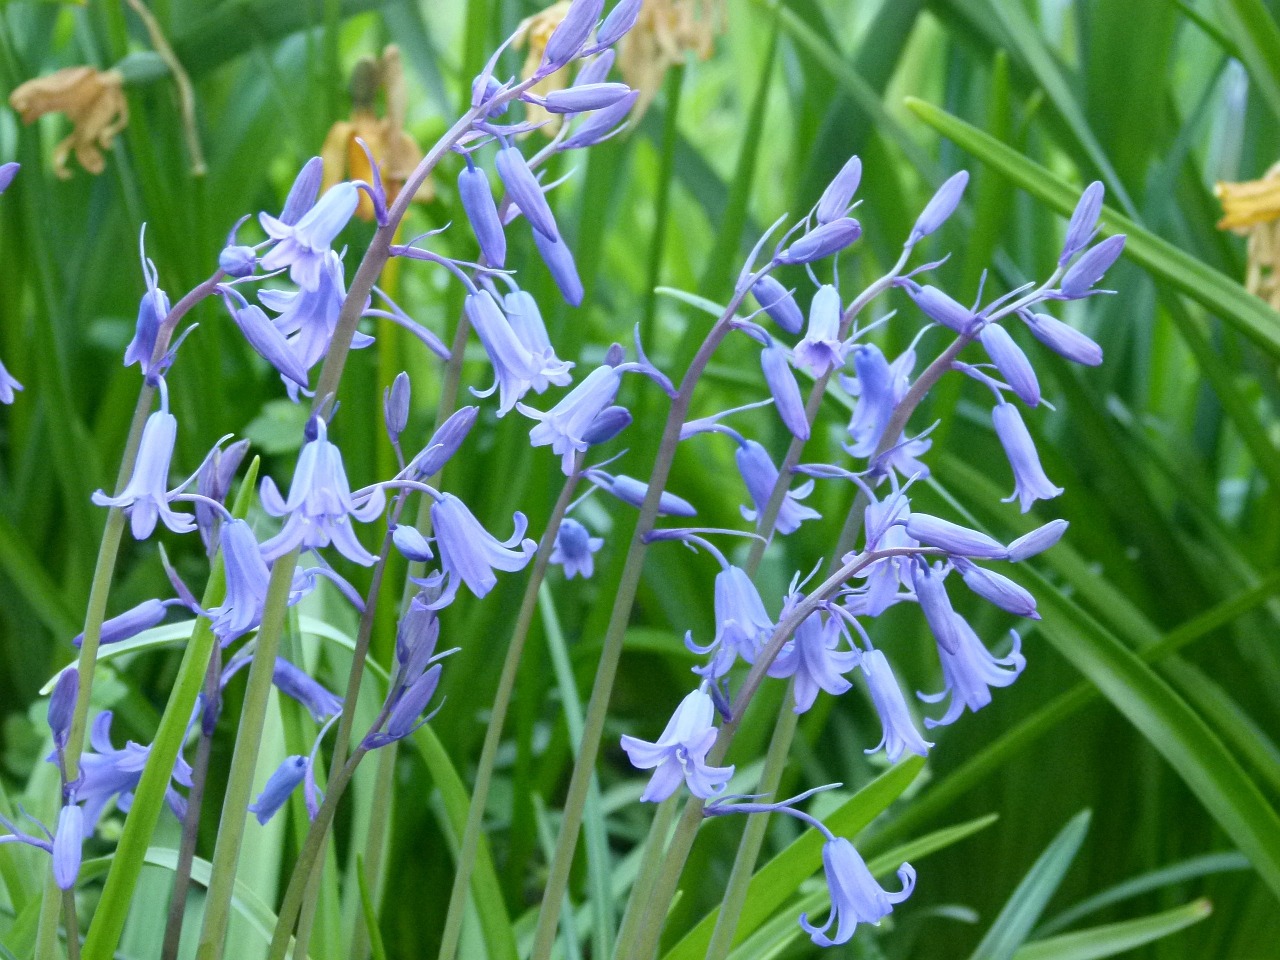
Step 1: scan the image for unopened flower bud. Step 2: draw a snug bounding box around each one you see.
[384,372,411,442]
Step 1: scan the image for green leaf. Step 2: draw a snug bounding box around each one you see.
[904,97,1280,358]
[661,757,926,960]
[1216,0,1280,123]
[1012,900,1212,960]
[968,811,1092,960]
[1029,576,1280,903]
[1037,852,1246,937]
[411,725,518,960]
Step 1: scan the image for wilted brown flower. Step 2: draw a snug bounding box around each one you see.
[1217,163,1280,310]
[619,0,725,117]
[515,1,573,137]
[9,66,129,179]
[321,45,431,221]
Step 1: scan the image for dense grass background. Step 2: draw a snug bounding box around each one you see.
[1,0,1279,957]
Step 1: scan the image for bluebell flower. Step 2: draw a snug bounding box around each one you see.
[259,251,367,395]
[221,288,311,390]
[79,711,192,831]
[550,518,604,579]
[376,664,444,746]
[903,281,976,334]
[92,388,197,539]
[581,405,632,444]
[519,365,620,474]
[0,356,21,404]
[273,657,342,722]
[260,182,359,290]
[919,620,1025,727]
[761,343,810,441]
[384,372,411,445]
[1018,310,1102,366]
[48,669,78,751]
[736,439,819,534]
[540,0,604,72]
[909,560,964,655]
[849,488,917,617]
[816,156,862,225]
[1060,182,1104,265]
[466,290,561,415]
[793,285,847,375]
[904,514,1006,559]
[531,226,585,306]
[1006,519,1068,561]
[196,438,250,555]
[686,565,774,678]
[394,593,441,685]
[124,232,169,376]
[587,469,697,517]
[1057,234,1126,299]
[248,755,308,825]
[259,418,386,565]
[750,275,804,334]
[860,648,932,763]
[844,344,933,478]
[458,159,507,267]
[409,406,479,478]
[429,493,537,607]
[777,218,862,265]
[596,0,642,46]
[907,170,968,246]
[535,82,632,114]
[52,805,82,890]
[278,157,324,226]
[992,402,1062,513]
[207,518,270,643]
[953,557,1039,619]
[801,837,915,946]
[768,612,860,714]
[0,161,18,194]
[72,597,180,648]
[495,145,559,240]
[503,289,575,390]
[980,323,1040,406]
[620,686,734,802]
[560,89,639,150]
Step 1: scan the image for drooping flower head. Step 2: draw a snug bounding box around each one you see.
[259,181,359,290]
[800,837,915,946]
[427,493,537,607]
[519,364,621,474]
[735,439,819,535]
[550,518,603,579]
[259,417,386,565]
[91,382,197,540]
[686,565,774,678]
[620,686,734,802]
[919,618,1025,728]
[859,648,932,763]
[767,611,860,714]
[78,711,192,831]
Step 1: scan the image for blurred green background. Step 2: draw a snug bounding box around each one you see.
[1,0,1279,957]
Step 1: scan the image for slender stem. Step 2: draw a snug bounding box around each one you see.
[529,281,754,960]
[62,888,80,960]
[612,795,680,954]
[437,462,584,960]
[161,646,221,960]
[703,690,798,960]
[348,745,396,960]
[289,498,408,954]
[194,552,299,960]
[266,748,367,960]
[35,882,60,960]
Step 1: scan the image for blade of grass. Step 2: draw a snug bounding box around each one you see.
[967,811,1092,960]
[1011,900,1212,960]
[1215,0,1280,122]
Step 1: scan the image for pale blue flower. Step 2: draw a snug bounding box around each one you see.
[992,402,1062,513]
[736,439,819,535]
[620,687,734,802]
[429,494,537,607]
[686,565,774,678]
[768,612,860,714]
[78,711,192,831]
[919,619,1025,727]
[860,648,931,762]
[550,518,603,579]
[259,418,386,565]
[260,182,358,290]
[801,838,915,946]
[793,285,847,376]
[519,364,620,474]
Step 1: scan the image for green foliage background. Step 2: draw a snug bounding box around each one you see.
[0,0,1278,957]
